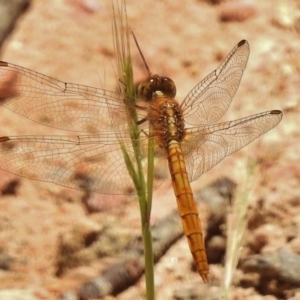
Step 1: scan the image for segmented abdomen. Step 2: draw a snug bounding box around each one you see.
[166,140,209,283]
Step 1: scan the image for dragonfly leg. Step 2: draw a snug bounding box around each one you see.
[140,129,149,137]
[137,117,148,125]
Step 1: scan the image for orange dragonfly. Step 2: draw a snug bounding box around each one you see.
[0,40,282,283]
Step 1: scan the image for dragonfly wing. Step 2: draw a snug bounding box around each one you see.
[183,110,282,182]
[0,61,143,133]
[181,40,249,126]
[0,133,168,194]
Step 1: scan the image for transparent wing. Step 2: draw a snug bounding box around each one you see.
[0,58,282,196]
[0,61,143,133]
[183,110,282,181]
[181,40,249,126]
[0,133,168,194]
[0,61,169,195]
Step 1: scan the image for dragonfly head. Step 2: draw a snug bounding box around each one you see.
[138,75,176,101]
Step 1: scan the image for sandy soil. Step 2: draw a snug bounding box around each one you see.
[0,0,299,299]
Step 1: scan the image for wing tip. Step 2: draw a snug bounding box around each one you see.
[238,39,248,47]
[0,136,10,142]
[270,110,282,115]
[0,61,8,67]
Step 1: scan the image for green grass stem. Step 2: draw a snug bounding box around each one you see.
[113,1,155,299]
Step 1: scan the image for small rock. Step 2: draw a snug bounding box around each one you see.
[271,4,295,29]
[219,2,257,22]
[0,253,14,270]
[0,290,38,300]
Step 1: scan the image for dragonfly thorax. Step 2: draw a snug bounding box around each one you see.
[137,75,184,148]
[148,96,185,148]
[138,75,176,101]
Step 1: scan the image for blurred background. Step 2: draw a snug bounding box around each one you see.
[0,0,298,299]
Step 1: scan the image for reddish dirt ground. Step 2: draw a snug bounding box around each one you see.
[0,0,299,299]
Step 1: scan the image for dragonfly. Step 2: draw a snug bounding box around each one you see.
[0,40,282,283]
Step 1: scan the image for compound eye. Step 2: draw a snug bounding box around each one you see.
[137,75,177,101]
[161,77,176,98]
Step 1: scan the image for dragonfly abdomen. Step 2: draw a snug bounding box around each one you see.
[167,140,209,283]
[147,92,209,282]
